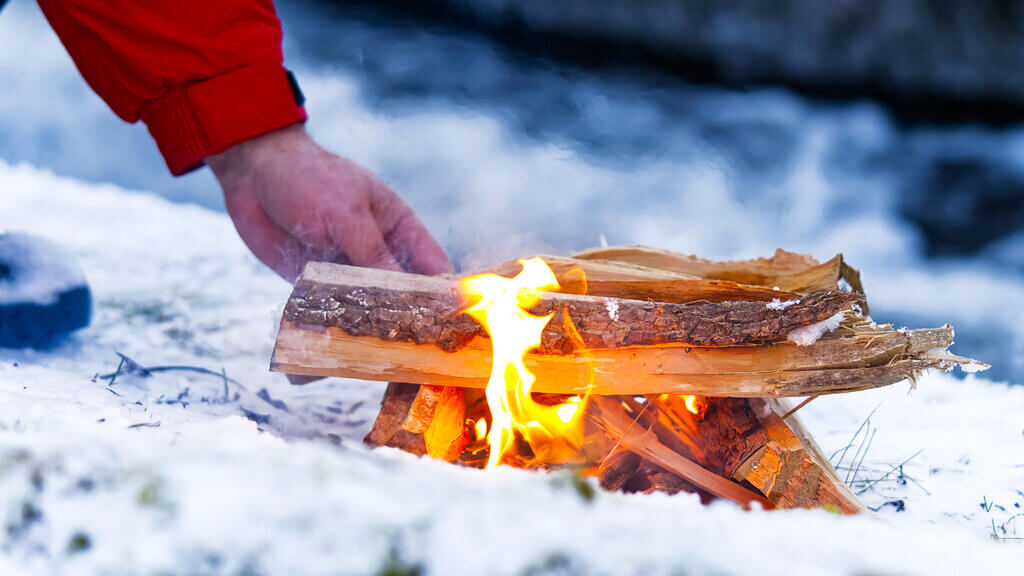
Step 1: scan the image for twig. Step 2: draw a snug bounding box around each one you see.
[98,356,244,389]
[782,395,819,419]
[596,398,649,474]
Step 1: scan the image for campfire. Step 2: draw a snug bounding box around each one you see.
[271,246,981,512]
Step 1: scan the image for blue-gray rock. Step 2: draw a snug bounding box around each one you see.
[0,233,92,348]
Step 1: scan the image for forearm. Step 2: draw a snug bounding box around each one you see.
[38,0,305,175]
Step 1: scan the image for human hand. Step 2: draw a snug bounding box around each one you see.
[207,124,452,281]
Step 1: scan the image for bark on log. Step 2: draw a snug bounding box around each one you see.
[280,262,861,354]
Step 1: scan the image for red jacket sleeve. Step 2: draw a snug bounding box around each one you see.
[37,0,307,176]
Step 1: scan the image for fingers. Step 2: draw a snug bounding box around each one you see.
[233,147,450,276]
[223,186,310,282]
[379,201,454,275]
[332,206,405,272]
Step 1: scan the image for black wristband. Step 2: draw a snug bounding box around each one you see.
[286,69,305,107]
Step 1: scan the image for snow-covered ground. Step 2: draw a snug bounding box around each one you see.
[2,0,1024,572]
[1,162,1023,575]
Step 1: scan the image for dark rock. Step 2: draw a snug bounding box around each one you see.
[0,233,91,349]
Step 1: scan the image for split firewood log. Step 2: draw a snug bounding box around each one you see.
[279,262,860,354]
[480,255,803,303]
[271,262,967,396]
[582,394,862,512]
[586,395,772,509]
[573,246,866,302]
[363,382,468,461]
[721,398,862,513]
[654,395,863,513]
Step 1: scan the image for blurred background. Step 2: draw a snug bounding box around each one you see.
[2,0,1023,382]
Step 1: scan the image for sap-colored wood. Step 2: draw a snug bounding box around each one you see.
[731,399,864,513]
[574,246,864,297]
[363,383,468,460]
[768,397,866,512]
[273,320,959,397]
[481,255,801,303]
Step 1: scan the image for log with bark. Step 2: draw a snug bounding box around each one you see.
[271,262,969,397]
[270,246,983,513]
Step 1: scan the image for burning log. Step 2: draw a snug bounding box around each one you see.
[362,383,468,460]
[278,262,860,353]
[271,262,949,397]
[587,395,772,509]
[269,246,982,514]
[584,395,862,512]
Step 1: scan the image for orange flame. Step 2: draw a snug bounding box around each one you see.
[460,257,588,468]
[658,394,705,416]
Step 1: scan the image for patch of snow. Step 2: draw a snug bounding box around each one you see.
[766,298,798,311]
[787,311,847,346]
[958,361,990,374]
[605,299,619,321]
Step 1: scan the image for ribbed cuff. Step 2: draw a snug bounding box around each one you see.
[140,61,307,176]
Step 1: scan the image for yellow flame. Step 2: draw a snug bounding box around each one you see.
[460,257,588,468]
[684,395,701,415]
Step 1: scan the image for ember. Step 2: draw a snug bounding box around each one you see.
[271,245,984,512]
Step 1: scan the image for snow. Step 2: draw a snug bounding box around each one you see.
[0,233,87,305]
[787,311,847,346]
[604,300,619,321]
[766,298,798,311]
[1,162,1023,575]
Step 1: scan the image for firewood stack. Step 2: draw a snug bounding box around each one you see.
[271,246,980,512]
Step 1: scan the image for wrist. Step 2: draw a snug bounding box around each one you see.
[207,123,312,185]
